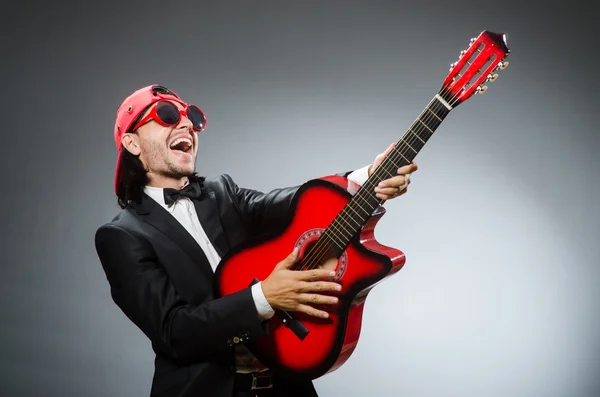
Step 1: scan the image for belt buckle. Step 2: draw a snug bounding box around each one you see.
[251,372,273,390]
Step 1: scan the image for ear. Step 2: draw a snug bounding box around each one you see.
[121,133,141,156]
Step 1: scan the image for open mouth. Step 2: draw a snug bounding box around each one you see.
[169,137,193,155]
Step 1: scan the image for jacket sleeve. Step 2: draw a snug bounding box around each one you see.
[220,167,371,236]
[220,174,302,237]
[95,223,267,361]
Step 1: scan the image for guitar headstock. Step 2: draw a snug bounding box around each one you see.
[439,31,510,108]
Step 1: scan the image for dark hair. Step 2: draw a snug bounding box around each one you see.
[116,144,149,209]
[115,146,205,209]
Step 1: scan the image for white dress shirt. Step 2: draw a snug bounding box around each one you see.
[143,165,371,372]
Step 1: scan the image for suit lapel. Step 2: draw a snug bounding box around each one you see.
[193,189,230,258]
[133,193,214,281]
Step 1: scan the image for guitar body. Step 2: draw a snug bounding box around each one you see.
[216,30,510,382]
[215,175,405,380]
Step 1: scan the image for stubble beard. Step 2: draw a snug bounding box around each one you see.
[145,140,196,180]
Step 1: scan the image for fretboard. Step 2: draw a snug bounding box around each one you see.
[323,95,452,256]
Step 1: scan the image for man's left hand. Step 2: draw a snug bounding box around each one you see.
[369,143,418,201]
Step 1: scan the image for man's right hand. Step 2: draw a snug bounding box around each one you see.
[260,247,342,319]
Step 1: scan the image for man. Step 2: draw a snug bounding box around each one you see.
[95,84,417,397]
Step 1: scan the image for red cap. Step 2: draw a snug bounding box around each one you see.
[113,84,187,194]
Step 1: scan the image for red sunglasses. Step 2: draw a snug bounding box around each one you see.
[131,100,207,132]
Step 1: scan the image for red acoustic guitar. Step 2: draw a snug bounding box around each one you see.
[215,30,510,381]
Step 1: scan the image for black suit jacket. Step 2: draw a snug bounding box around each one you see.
[95,172,352,397]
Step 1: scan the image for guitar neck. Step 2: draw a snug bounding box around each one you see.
[365,94,452,191]
[313,29,510,258]
[324,94,453,255]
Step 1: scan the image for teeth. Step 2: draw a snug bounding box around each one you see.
[170,137,192,150]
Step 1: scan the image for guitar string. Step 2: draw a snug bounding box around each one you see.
[297,105,441,274]
[303,98,445,263]
[314,46,494,258]
[299,45,498,271]
[299,95,450,271]
[297,94,449,272]
[297,84,466,274]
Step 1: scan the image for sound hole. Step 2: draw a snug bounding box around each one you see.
[293,228,348,281]
[298,239,338,272]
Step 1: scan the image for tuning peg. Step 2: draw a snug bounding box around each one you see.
[475,85,488,94]
[494,61,509,71]
[460,50,467,57]
[486,73,499,82]
[470,37,477,44]
[449,61,458,71]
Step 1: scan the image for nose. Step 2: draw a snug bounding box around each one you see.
[176,109,194,131]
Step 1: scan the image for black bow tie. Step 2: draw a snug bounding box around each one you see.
[163,181,202,206]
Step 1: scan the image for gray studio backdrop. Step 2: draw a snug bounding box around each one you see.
[2,1,598,396]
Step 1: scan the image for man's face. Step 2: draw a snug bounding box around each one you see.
[127,101,198,180]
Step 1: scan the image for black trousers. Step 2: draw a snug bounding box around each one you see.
[233,388,317,397]
[232,373,318,397]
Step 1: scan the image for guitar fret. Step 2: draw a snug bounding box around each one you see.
[326,209,365,250]
[323,95,452,253]
[400,138,417,154]
[396,150,410,163]
[413,124,433,141]
[343,209,364,228]
[356,194,376,213]
[322,231,344,250]
[328,225,347,244]
[378,167,395,178]
[334,216,355,236]
[349,198,370,219]
[355,191,373,207]
[330,217,353,238]
[345,204,367,223]
[417,118,433,133]
[426,106,442,121]
[408,128,425,144]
